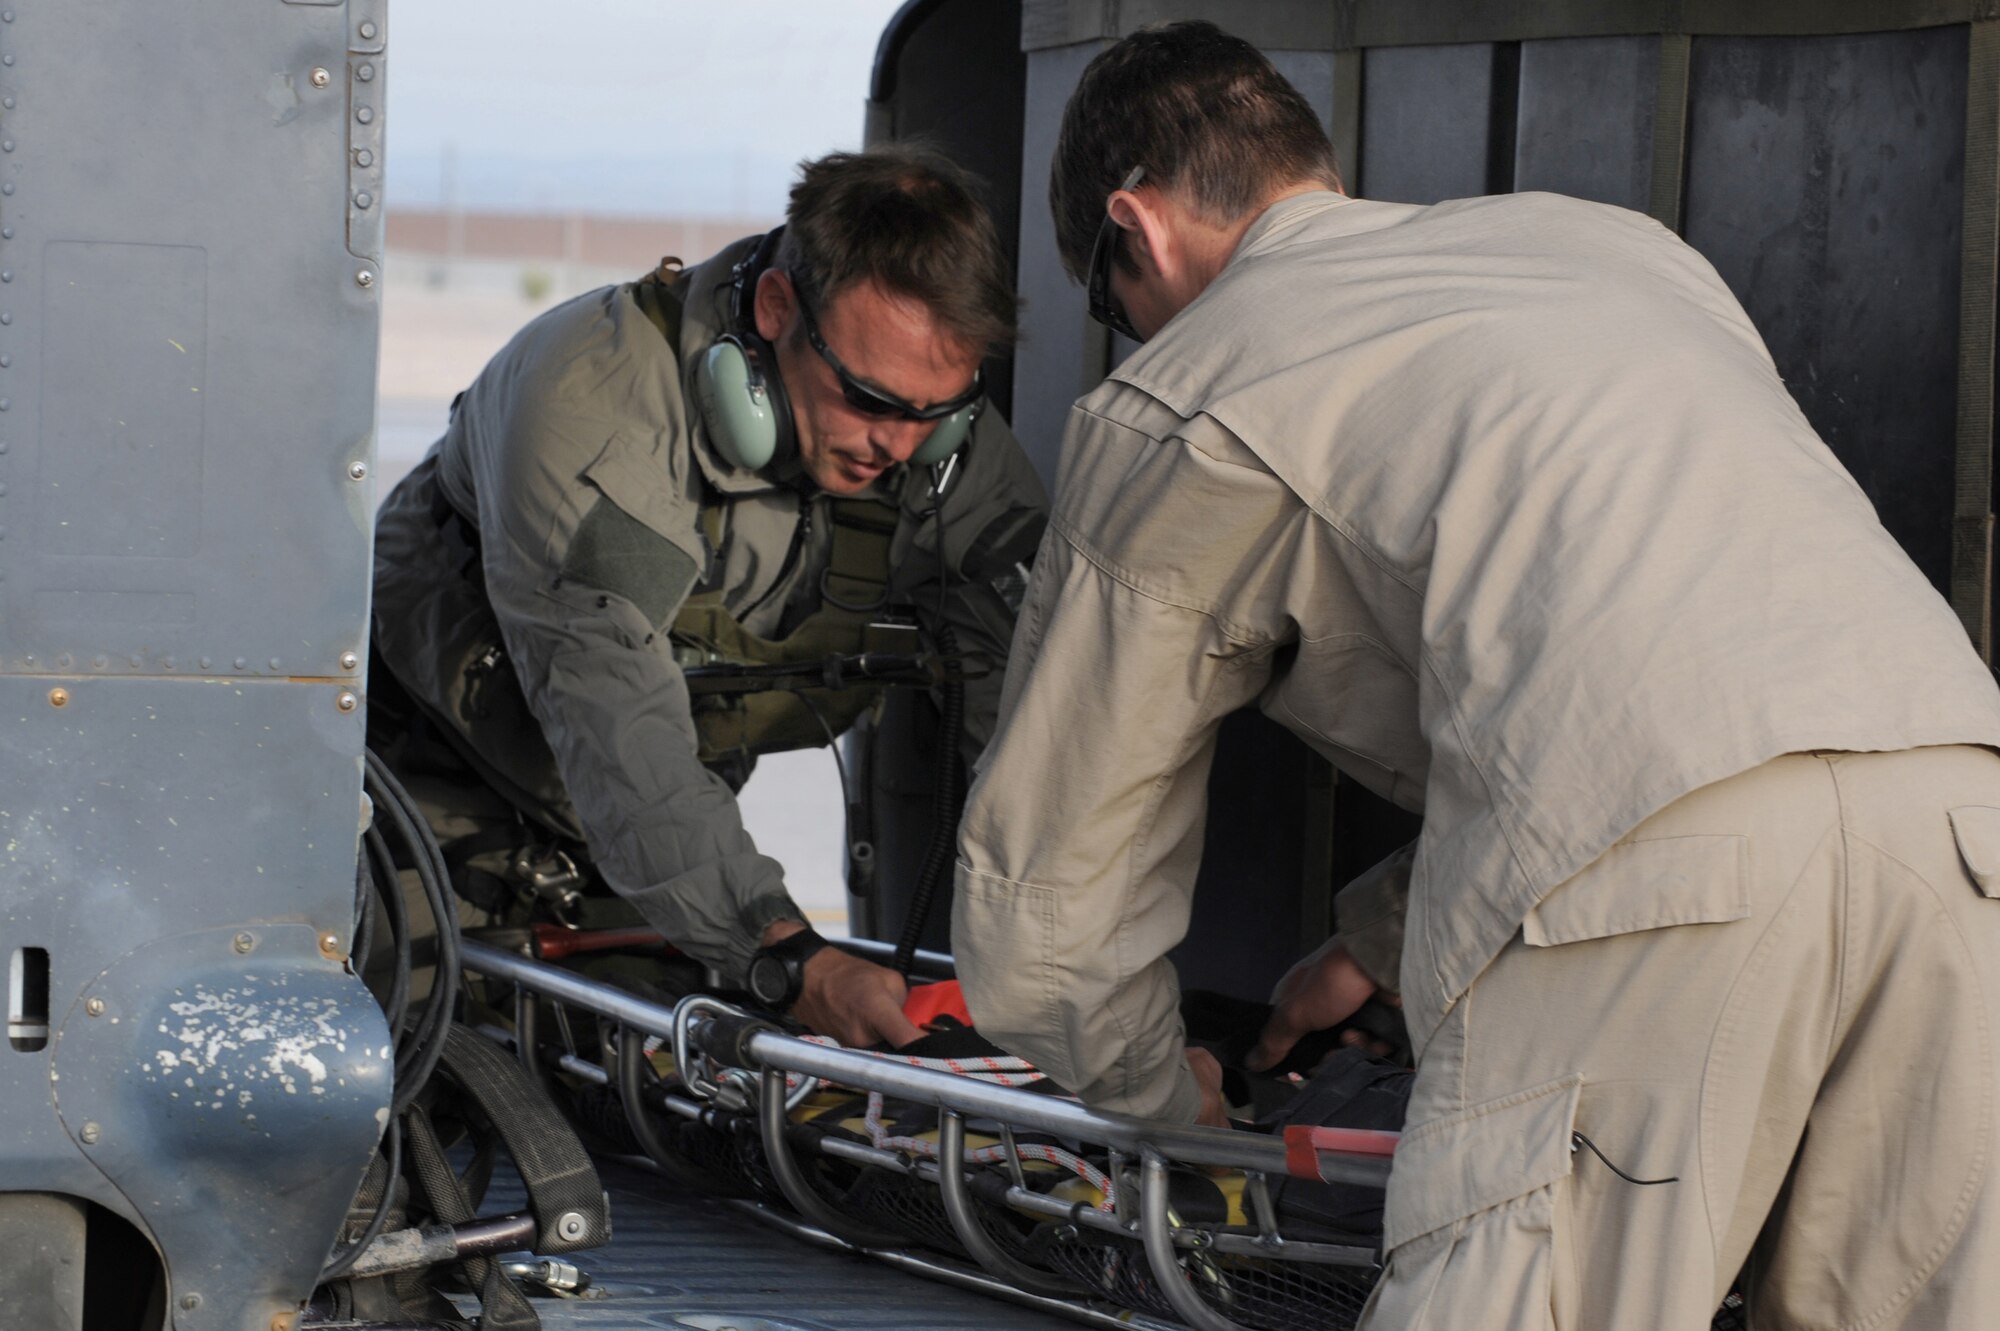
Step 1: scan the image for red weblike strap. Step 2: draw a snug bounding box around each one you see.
[1282,1125,1401,1181]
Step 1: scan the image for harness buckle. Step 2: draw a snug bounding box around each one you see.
[510,846,587,927]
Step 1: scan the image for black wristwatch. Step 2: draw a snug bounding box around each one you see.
[746,927,832,1011]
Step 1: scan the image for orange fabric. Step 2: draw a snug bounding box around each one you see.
[1283,1123,1401,1181]
[903,979,973,1028]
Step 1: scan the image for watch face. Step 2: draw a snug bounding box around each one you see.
[747,953,792,1008]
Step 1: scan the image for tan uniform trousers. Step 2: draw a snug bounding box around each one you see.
[1360,746,2000,1331]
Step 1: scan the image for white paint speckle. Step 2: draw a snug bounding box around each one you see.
[143,985,385,1106]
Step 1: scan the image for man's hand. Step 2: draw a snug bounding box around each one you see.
[764,920,923,1048]
[1188,1046,1228,1127]
[1246,939,1391,1072]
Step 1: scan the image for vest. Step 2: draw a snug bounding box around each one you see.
[632,265,915,766]
[670,490,911,767]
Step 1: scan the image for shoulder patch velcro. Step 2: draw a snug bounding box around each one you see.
[561,496,700,630]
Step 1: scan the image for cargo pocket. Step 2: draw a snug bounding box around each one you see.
[1522,834,1748,947]
[1948,805,2000,898]
[1364,1075,1582,1330]
[950,869,1069,1081]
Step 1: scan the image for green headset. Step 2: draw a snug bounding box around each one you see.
[693,228,981,475]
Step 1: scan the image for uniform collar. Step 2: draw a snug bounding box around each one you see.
[1225,189,1414,270]
[1108,191,1415,402]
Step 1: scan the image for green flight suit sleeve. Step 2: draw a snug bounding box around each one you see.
[467,375,805,982]
[890,406,1050,768]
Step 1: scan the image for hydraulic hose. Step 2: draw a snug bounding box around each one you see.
[894,622,964,977]
[359,748,463,1115]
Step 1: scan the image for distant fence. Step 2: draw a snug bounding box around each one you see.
[386,209,775,274]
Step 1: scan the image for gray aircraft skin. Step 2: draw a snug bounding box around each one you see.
[0,4,391,1328]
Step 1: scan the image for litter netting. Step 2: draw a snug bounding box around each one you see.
[538,1009,1753,1331]
[1032,1224,1379,1331]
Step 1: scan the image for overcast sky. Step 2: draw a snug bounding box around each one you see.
[384,0,908,217]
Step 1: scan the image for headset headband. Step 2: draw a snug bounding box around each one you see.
[728,226,786,337]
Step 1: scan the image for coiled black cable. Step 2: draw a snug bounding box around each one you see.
[362,820,412,1039]
[893,460,969,978]
[351,849,376,977]
[316,1117,404,1284]
[894,620,964,978]
[363,748,461,1114]
[323,747,464,1285]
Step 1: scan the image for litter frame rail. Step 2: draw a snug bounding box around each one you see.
[458,939,1396,1331]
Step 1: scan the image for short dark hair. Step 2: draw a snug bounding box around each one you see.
[1050,21,1340,282]
[777,145,1018,354]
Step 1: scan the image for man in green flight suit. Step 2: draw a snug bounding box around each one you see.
[369,147,1047,1048]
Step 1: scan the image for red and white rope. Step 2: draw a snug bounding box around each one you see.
[856,1089,1118,1210]
[668,1027,1119,1209]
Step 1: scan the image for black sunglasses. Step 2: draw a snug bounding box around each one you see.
[1086,165,1147,342]
[794,285,983,422]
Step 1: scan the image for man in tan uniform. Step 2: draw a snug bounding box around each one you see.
[372,149,1046,1047]
[954,21,2000,1328]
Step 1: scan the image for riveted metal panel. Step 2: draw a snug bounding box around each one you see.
[0,1,379,683]
[52,926,390,1331]
[348,53,387,262]
[0,673,381,1326]
[1682,26,1968,592]
[0,1,386,1324]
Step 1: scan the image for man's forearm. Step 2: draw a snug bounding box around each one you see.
[1333,841,1414,993]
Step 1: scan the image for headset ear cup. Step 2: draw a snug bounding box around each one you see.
[696,337,780,471]
[910,402,977,467]
[759,340,799,468]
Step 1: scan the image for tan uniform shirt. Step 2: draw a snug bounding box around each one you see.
[954,190,2000,1122]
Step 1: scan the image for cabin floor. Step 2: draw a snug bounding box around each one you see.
[470,1158,1106,1331]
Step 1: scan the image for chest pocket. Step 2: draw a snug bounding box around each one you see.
[1948,805,2000,898]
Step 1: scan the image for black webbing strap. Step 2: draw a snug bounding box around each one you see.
[1647,32,1693,232]
[403,1105,540,1331]
[435,1023,609,1255]
[634,257,687,351]
[1952,17,2000,656]
[821,498,898,612]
